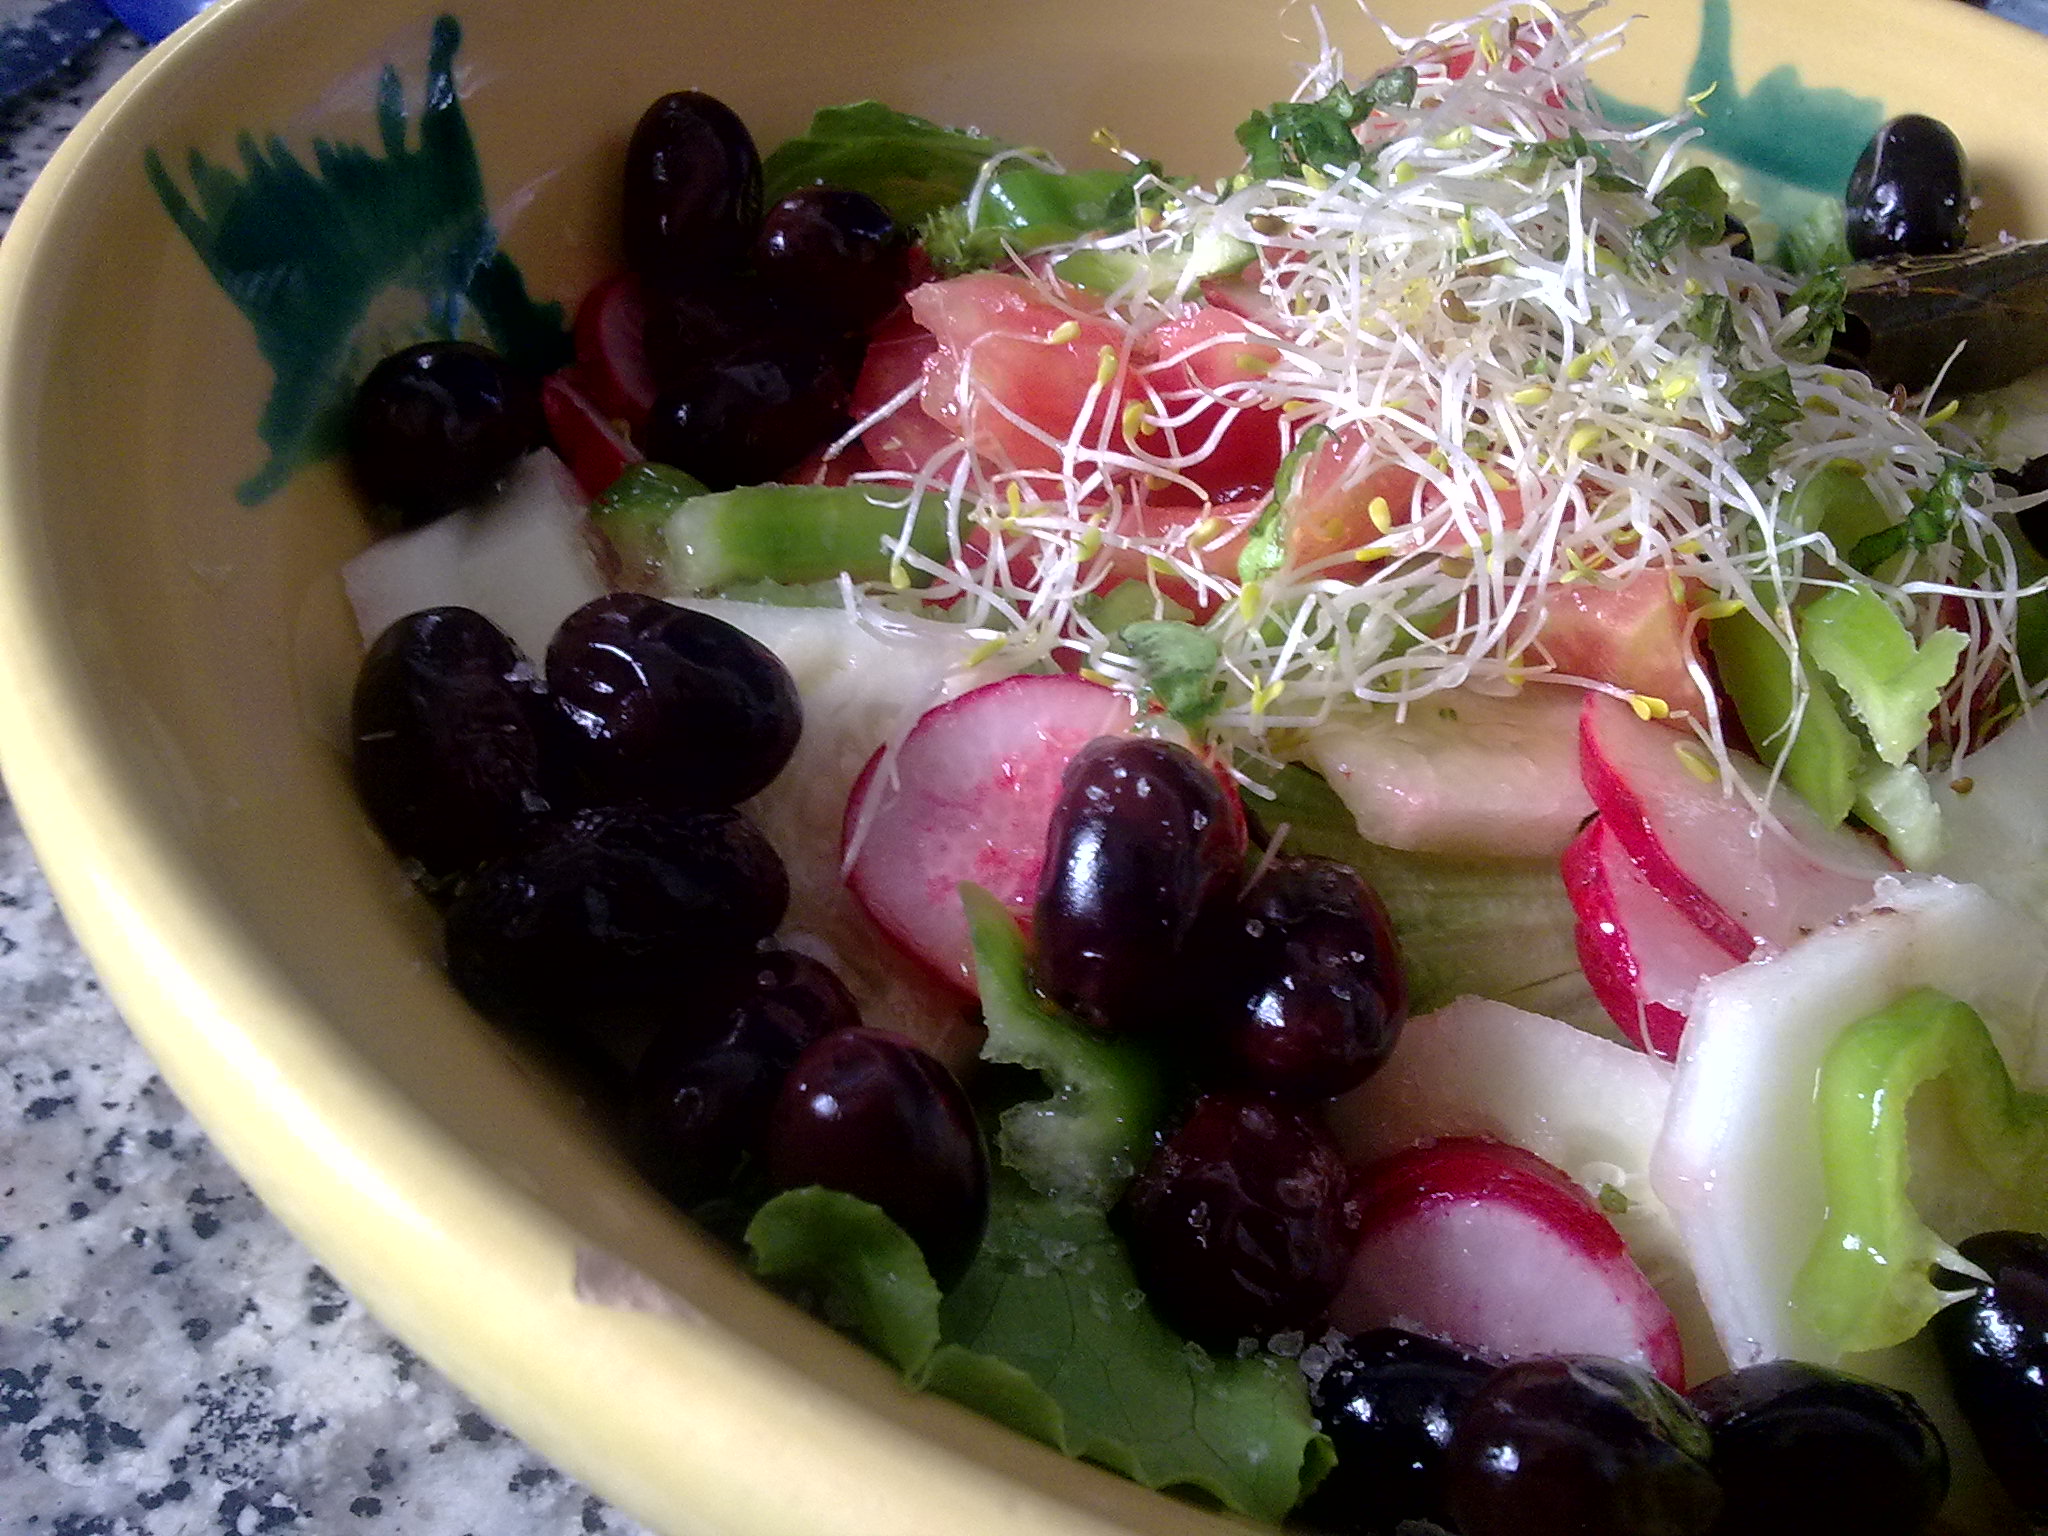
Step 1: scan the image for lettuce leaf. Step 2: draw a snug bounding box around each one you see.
[962,885,1164,1206]
[745,1180,1332,1523]
[760,102,1004,226]
[1245,762,1604,1033]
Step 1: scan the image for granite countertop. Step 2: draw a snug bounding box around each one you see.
[0,30,656,1536]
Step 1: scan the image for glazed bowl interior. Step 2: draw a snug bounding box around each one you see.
[2,1,2046,1532]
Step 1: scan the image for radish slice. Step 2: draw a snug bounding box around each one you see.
[1564,816,1747,1059]
[1652,874,2048,1371]
[1301,686,1595,858]
[572,272,659,430]
[1579,693,1893,955]
[541,371,644,499]
[843,674,1134,994]
[1329,1137,1687,1388]
[1328,996,1723,1381]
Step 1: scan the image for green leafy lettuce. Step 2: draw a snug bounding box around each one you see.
[962,885,1164,1207]
[746,1181,1332,1522]
[760,102,1003,225]
[1245,762,1603,1032]
[923,163,1165,276]
[1794,988,2048,1353]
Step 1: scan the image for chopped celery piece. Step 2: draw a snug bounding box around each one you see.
[592,462,708,584]
[658,483,951,593]
[1853,761,1942,868]
[1077,580,1193,634]
[1795,988,2048,1354]
[1802,585,1968,766]
[1049,226,1255,297]
[962,885,1164,1206]
[1708,605,1863,826]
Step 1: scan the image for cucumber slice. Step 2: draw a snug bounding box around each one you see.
[1653,874,2048,1370]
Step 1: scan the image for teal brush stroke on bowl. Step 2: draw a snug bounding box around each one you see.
[1599,0,1883,243]
[144,14,569,505]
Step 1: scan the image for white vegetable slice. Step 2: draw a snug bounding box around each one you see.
[1329,995,1724,1380]
[679,599,1012,1071]
[341,450,605,661]
[1301,687,1594,858]
[1650,874,2048,1370]
[1935,708,2048,922]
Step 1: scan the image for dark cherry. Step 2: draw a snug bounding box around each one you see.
[1932,1229,2048,1521]
[1444,1356,1721,1536]
[1687,1360,1947,1536]
[764,1027,988,1287]
[622,91,762,284]
[1119,1093,1356,1348]
[1845,114,1970,260]
[1298,1328,1494,1534]
[756,187,910,333]
[443,803,788,1052]
[1032,737,1244,1034]
[350,606,555,881]
[348,341,543,526]
[629,950,860,1206]
[545,592,802,812]
[1200,854,1406,1100]
[639,334,854,491]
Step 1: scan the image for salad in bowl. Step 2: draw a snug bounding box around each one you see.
[110,0,2048,1531]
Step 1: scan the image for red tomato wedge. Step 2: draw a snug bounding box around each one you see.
[909,273,1131,475]
[1134,306,1285,503]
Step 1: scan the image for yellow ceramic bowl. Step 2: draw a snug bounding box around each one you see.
[1,1,2044,1531]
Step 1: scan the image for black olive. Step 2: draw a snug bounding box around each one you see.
[1846,114,1970,260]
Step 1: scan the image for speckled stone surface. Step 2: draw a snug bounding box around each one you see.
[0,34,657,1536]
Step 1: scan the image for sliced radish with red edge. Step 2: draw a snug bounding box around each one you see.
[843,673,1134,994]
[1578,693,1892,956]
[1329,1136,1686,1389]
[1563,816,1748,1059]
[541,371,644,500]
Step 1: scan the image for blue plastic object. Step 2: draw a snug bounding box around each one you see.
[0,0,113,102]
[101,0,208,43]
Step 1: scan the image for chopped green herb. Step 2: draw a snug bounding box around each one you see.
[1845,456,1989,574]
[1782,267,1848,356]
[1634,165,1729,265]
[1238,425,1330,585]
[1685,292,1738,357]
[1235,67,1417,180]
[1120,619,1226,728]
[1727,366,1802,480]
